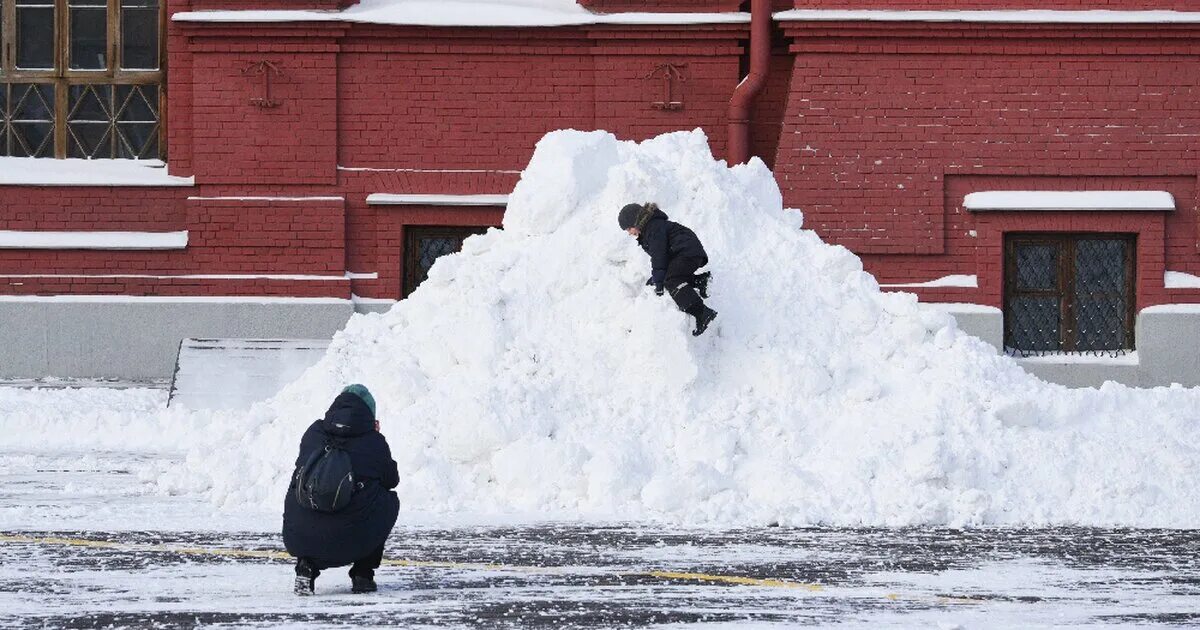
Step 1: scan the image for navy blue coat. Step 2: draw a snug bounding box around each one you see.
[282,392,400,569]
[638,209,708,286]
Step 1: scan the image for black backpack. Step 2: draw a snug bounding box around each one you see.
[293,439,357,513]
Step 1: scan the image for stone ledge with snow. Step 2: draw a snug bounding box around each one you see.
[173,0,751,27]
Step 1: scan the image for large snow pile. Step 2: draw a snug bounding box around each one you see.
[145,129,1200,527]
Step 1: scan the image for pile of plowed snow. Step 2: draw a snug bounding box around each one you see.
[146,129,1198,525]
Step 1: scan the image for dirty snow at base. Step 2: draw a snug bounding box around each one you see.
[6,129,1200,528]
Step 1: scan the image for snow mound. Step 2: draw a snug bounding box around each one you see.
[162,129,1200,526]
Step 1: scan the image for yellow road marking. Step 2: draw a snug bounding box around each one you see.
[646,570,823,591]
[0,533,825,592]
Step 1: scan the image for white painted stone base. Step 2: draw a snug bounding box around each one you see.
[0,297,355,381]
[925,302,1200,388]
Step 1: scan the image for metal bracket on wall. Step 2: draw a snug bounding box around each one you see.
[645,64,687,111]
[243,60,284,109]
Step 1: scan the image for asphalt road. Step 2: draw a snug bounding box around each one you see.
[2,526,1198,629]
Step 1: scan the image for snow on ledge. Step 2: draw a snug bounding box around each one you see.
[775,9,1200,25]
[920,302,1002,315]
[0,272,360,281]
[1014,351,1140,366]
[1142,304,1200,315]
[0,295,351,304]
[881,274,977,289]
[1165,271,1200,289]
[352,294,398,305]
[0,230,188,250]
[188,196,344,202]
[965,191,1175,212]
[0,158,194,187]
[367,193,509,206]
[172,0,750,27]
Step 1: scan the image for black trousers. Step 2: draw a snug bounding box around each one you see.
[664,255,707,313]
[297,543,385,577]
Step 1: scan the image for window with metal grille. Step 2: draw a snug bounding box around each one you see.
[1004,233,1136,356]
[0,0,163,158]
[403,226,489,298]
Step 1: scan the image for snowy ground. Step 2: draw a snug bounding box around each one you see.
[2,431,1198,628]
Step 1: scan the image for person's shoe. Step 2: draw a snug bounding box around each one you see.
[694,272,711,299]
[294,559,318,596]
[351,575,378,594]
[692,306,718,337]
[294,574,315,596]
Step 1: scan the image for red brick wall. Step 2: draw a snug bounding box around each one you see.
[338,27,741,171]
[775,20,1200,307]
[184,198,346,274]
[0,188,186,232]
[184,24,344,185]
[0,191,349,297]
[15,12,1200,311]
[338,30,596,172]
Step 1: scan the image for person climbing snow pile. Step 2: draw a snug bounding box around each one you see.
[283,384,400,596]
[618,202,718,336]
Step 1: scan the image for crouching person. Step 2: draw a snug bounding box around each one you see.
[283,384,399,595]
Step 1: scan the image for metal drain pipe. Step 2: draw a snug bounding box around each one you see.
[727,0,771,165]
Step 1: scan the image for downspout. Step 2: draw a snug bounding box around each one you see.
[728,0,771,165]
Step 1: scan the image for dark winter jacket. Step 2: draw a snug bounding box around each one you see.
[282,392,400,569]
[637,207,708,286]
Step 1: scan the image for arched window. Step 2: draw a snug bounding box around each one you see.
[0,0,163,159]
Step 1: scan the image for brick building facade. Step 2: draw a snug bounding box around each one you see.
[2,0,1200,385]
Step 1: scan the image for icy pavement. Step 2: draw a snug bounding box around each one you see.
[2,451,1199,628]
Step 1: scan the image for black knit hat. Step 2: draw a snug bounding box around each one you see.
[618,203,644,230]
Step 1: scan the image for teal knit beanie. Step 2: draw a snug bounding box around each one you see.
[341,384,376,417]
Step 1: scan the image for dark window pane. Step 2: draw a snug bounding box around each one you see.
[11,122,55,157]
[1075,295,1128,352]
[116,84,157,122]
[122,7,160,70]
[70,7,109,70]
[1015,243,1058,290]
[68,84,112,121]
[1073,239,1130,352]
[67,122,111,158]
[1075,239,1126,294]
[1008,295,1062,354]
[11,84,55,121]
[68,85,113,157]
[116,122,157,158]
[7,85,55,157]
[114,85,159,158]
[16,7,56,70]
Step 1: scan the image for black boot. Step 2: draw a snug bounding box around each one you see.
[351,573,377,594]
[294,558,318,596]
[688,305,718,337]
[693,272,711,299]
